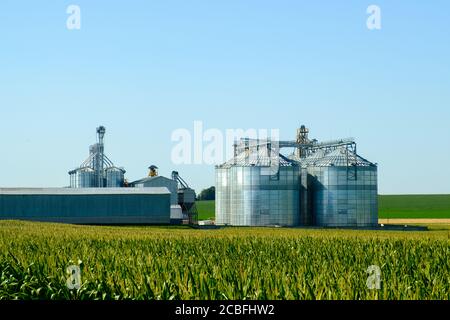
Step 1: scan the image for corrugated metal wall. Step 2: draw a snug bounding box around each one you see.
[216,166,301,227]
[0,189,171,224]
[134,177,178,205]
[307,166,378,227]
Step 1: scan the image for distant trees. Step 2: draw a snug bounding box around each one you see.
[197,186,215,201]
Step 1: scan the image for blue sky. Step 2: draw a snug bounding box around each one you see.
[0,1,449,194]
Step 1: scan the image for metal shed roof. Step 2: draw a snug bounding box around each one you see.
[131,175,176,186]
[0,187,171,195]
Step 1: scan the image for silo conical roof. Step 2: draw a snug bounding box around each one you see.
[218,148,298,169]
[302,147,375,167]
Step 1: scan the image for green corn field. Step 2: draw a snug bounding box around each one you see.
[0,221,449,300]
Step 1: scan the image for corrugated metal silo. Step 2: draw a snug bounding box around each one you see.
[79,168,96,188]
[215,168,230,225]
[69,126,126,188]
[306,147,378,227]
[216,147,301,227]
[69,168,95,188]
[106,167,125,188]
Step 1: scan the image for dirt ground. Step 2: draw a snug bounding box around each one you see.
[379,219,450,224]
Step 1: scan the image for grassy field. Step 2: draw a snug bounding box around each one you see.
[196,200,215,220]
[379,195,450,219]
[0,221,449,300]
[197,195,450,221]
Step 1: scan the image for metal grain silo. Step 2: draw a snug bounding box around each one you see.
[215,168,230,225]
[216,146,301,227]
[106,167,126,187]
[78,168,96,188]
[69,168,95,188]
[69,126,126,188]
[306,147,378,227]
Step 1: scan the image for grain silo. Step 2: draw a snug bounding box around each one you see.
[69,126,125,188]
[172,171,198,225]
[106,167,126,187]
[69,167,95,188]
[216,125,379,228]
[216,143,301,227]
[305,147,378,227]
[215,167,231,225]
